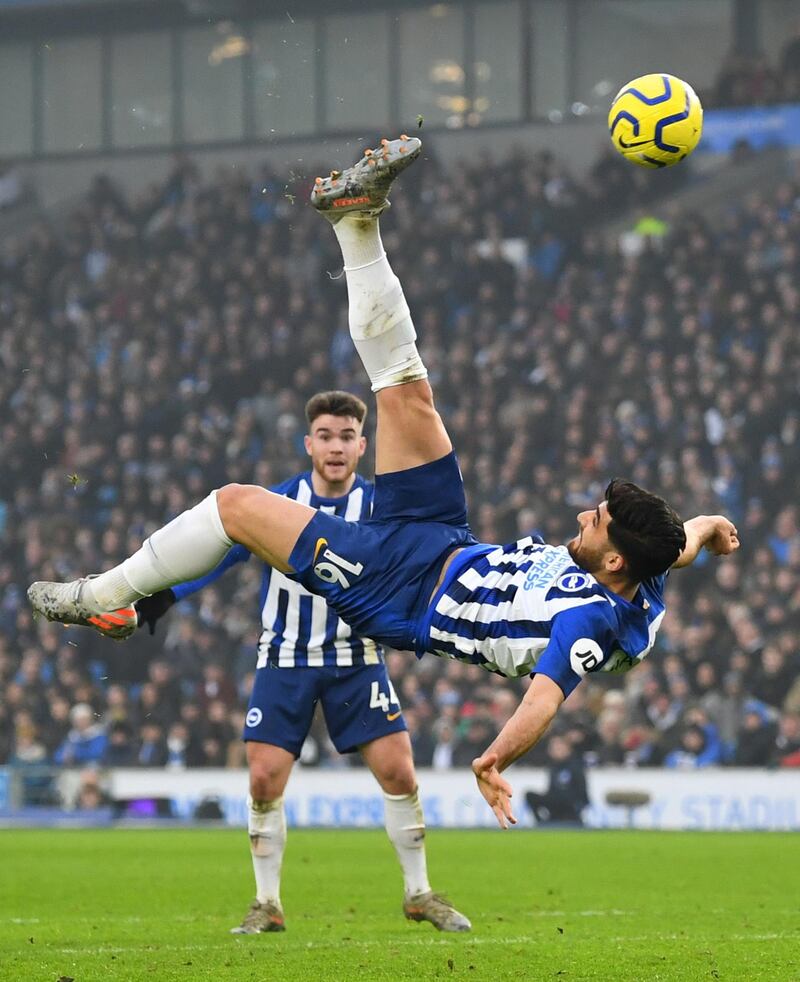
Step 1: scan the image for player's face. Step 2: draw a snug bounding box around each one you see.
[567,501,620,574]
[304,414,366,489]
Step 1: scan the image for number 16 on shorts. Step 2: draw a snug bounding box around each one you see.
[369,679,399,713]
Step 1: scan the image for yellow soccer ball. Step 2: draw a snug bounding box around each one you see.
[608,73,703,168]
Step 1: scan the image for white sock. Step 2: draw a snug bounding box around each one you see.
[384,789,431,898]
[249,796,287,905]
[333,216,427,392]
[87,491,233,609]
[333,214,394,287]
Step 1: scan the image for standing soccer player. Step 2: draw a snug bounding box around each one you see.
[30,137,739,830]
[135,390,469,933]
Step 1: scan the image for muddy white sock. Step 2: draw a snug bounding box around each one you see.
[384,789,431,898]
[249,796,287,905]
[87,491,233,608]
[332,216,427,392]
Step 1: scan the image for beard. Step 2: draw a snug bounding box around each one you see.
[567,533,606,575]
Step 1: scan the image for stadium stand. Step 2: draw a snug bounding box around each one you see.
[1,145,798,791]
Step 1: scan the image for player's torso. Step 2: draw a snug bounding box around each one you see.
[257,473,382,668]
[427,538,665,678]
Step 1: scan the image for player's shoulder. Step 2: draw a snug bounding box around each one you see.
[552,595,617,632]
[352,473,374,495]
[270,472,312,498]
[271,472,374,509]
[490,534,558,562]
[641,571,669,603]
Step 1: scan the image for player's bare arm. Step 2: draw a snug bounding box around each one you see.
[672,515,740,568]
[472,676,565,829]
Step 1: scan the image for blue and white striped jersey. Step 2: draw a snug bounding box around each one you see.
[419,536,667,697]
[172,472,381,669]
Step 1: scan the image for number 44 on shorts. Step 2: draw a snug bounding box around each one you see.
[369,680,399,713]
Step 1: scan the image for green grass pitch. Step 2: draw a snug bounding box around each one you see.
[1,828,798,981]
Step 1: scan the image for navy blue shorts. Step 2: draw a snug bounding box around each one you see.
[243,662,406,756]
[287,452,477,651]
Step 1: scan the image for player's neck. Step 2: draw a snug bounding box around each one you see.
[594,570,640,604]
[310,469,356,499]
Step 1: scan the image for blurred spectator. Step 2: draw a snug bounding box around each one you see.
[54,704,107,767]
[102,721,137,767]
[749,646,795,710]
[589,711,626,767]
[452,716,495,768]
[165,721,205,768]
[525,736,589,825]
[714,49,786,106]
[733,703,779,766]
[663,710,724,768]
[73,769,111,810]
[771,714,800,768]
[8,711,48,767]
[431,720,458,770]
[137,721,169,767]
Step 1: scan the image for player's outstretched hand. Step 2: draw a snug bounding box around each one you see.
[705,516,740,557]
[472,752,517,829]
[135,589,177,635]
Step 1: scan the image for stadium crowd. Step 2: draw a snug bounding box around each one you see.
[1,142,799,795]
[712,26,800,107]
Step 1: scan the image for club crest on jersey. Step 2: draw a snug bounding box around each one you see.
[569,638,603,675]
[557,571,592,592]
[246,708,263,727]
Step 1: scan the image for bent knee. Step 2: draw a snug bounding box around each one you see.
[376,764,417,796]
[249,753,294,801]
[250,771,288,802]
[217,483,260,522]
[216,483,276,546]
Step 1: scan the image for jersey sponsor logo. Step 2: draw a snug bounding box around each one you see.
[523,549,567,590]
[313,544,364,589]
[569,638,603,675]
[603,648,638,674]
[386,711,402,722]
[557,572,592,592]
[246,708,263,728]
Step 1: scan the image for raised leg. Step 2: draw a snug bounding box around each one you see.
[373,380,452,475]
[312,136,453,475]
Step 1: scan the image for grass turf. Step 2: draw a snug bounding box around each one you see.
[1,828,797,981]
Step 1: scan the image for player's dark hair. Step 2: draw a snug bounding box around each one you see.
[605,478,686,583]
[305,390,367,427]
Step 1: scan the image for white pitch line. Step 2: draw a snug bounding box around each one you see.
[49,931,799,956]
[8,909,632,926]
[528,909,630,917]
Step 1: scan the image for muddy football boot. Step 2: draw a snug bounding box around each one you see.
[403,891,471,932]
[230,899,286,934]
[310,135,422,222]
